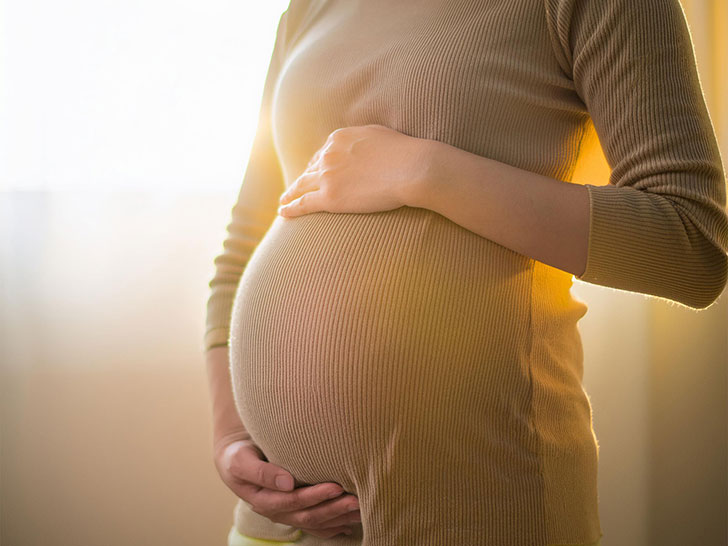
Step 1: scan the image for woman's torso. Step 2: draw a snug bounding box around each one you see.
[229,1,601,544]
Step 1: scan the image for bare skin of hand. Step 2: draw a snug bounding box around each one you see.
[213,431,361,538]
[277,123,433,216]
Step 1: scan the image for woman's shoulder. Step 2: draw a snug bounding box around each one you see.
[280,1,326,50]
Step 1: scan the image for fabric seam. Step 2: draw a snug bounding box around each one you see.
[526,258,547,543]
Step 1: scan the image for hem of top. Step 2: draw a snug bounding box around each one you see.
[227,524,302,545]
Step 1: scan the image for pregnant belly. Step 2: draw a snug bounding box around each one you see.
[228,205,537,497]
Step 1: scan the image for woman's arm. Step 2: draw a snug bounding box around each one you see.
[277,0,728,308]
[205,346,250,450]
[412,0,728,310]
[406,145,591,279]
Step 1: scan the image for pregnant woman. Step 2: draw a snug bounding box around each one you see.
[204,1,728,545]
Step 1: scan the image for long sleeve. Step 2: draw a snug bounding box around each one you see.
[203,10,290,353]
[546,0,728,309]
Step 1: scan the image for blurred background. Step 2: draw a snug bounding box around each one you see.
[1,1,726,545]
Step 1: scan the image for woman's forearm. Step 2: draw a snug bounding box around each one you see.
[409,141,590,278]
[205,346,251,450]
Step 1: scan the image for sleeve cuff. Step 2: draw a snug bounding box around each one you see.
[575,182,674,287]
[574,183,727,308]
[203,327,230,353]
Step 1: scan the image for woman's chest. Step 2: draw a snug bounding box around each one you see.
[271,0,587,183]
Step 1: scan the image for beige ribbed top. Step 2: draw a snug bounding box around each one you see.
[204,1,728,544]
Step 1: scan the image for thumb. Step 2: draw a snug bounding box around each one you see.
[235,441,295,492]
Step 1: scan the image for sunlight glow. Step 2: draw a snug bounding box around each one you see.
[1,1,289,191]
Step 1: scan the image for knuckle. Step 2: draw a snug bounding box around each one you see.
[250,499,275,518]
[295,512,316,528]
[249,502,263,515]
[321,184,337,201]
[321,150,343,167]
[290,488,305,506]
[319,150,334,165]
[226,458,242,479]
[320,168,337,184]
[236,480,256,495]
[330,127,356,143]
[274,496,292,514]
[253,465,267,486]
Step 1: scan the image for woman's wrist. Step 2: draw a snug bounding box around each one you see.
[400,137,591,277]
[400,138,450,211]
[205,346,250,449]
[213,427,252,457]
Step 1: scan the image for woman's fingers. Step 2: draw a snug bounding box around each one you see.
[225,440,296,491]
[273,489,359,522]
[229,483,357,538]
[279,171,320,205]
[306,146,323,169]
[314,507,362,528]
[221,439,361,535]
[238,482,360,532]
[270,493,360,537]
[299,525,354,539]
[250,482,357,516]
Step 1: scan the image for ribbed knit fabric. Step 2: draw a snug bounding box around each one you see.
[204,1,728,545]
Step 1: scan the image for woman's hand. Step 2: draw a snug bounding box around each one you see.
[277,124,436,217]
[214,437,361,539]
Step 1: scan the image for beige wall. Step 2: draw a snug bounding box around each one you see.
[1,193,239,546]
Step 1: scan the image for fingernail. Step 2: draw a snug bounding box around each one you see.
[327,486,344,498]
[275,475,293,490]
